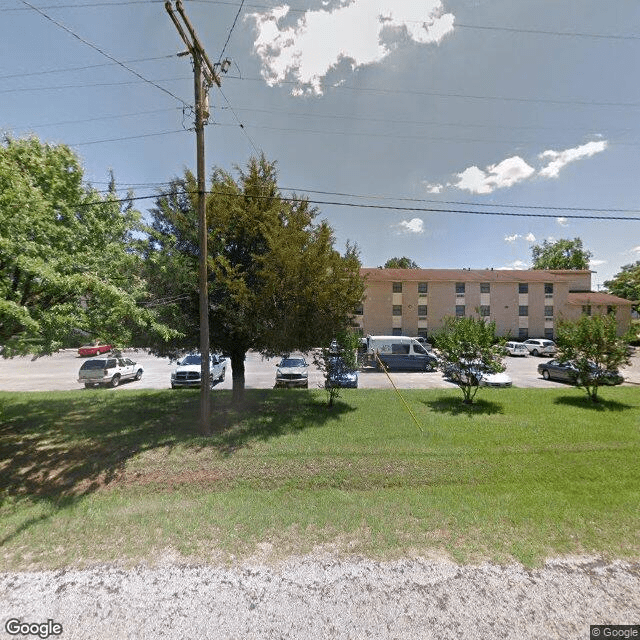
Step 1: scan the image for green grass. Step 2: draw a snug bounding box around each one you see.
[1,387,639,569]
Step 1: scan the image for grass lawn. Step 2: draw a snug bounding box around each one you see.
[0,387,638,570]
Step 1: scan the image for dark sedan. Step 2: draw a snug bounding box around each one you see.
[538,359,623,385]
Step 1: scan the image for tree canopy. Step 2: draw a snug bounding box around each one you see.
[434,316,505,404]
[147,154,365,402]
[381,257,420,269]
[556,314,631,402]
[604,262,640,312]
[0,135,175,356]
[531,238,592,270]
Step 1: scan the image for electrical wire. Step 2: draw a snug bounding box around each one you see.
[218,0,245,62]
[20,0,189,107]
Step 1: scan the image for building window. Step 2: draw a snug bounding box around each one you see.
[519,328,529,339]
[392,327,402,336]
[480,305,490,317]
[519,283,528,294]
[354,303,364,315]
[519,305,528,316]
[455,282,465,294]
[417,305,427,317]
[582,305,592,316]
[392,305,402,316]
[544,305,554,317]
[544,328,554,340]
[392,282,402,293]
[455,305,465,317]
[480,282,490,294]
[545,283,553,295]
[418,282,428,294]
[417,328,428,338]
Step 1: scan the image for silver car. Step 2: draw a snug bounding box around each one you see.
[522,339,557,357]
[275,356,309,388]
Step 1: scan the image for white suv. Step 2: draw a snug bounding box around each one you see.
[505,341,528,356]
[522,339,557,357]
[79,356,143,388]
[171,353,226,389]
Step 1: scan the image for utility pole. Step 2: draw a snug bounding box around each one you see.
[165,0,227,435]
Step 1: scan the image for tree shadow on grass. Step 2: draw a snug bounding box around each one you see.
[423,395,505,417]
[0,389,354,543]
[553,395,635,412]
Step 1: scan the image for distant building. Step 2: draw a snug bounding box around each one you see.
[354,268,633,339]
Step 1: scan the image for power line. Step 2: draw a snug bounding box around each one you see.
[218,0,245,62]
[0,55,176,80]
[20,0,189,107]
[70,129,186,145]
[217,86,261,154]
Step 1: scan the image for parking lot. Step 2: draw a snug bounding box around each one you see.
[0,348,638,392]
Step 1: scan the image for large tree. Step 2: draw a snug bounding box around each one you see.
[531,238,592,270]
[555,314,632,403]
[604,262,640,312]
[0,135,174,356]
[147,155,365,402]
[381,257,420,269]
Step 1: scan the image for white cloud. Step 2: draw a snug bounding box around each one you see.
[397,217,424,234]
[454,156,535,194]
[556,217,569,227]
[590,259,607,267]
[539,140,608,179]
[247,1,455,95]
[497,260,529,270]
[631,246,640,254]
[425,183,443,194]
[504,232,535,244]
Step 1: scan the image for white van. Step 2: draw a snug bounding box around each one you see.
[364,335,438,371]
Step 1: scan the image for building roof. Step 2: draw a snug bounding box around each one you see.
[360,268,585,283]
[567,292,634,306]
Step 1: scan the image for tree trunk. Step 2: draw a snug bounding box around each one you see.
[231,349,246,404]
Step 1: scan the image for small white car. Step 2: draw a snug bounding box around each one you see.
[79,356,143,388]
[522,339,557,357]
[504,341,528,357]
[171,353,226,389]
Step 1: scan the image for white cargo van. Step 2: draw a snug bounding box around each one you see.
[364,335,438,371]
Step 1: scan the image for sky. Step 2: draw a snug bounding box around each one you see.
[2,0,640,289]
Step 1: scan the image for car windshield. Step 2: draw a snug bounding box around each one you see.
[181,355,202,365]
[80,359,108,370]
[280,358,305,367]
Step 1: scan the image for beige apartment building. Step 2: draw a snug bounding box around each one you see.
[355,268,633,340]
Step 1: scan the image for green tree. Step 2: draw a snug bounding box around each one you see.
[147,155,365,402]
[313,329,361,407]
[531,238,592,270]
[434,316,505,404]
[381,257,420,269]
[555,314,632,403]
[0,135,174,356]
[604,262,640,313]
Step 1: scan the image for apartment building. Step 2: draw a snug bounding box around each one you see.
[354,268,633,339]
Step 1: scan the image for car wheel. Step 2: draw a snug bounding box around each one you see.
[134,369,143,381]
[531,349,539,356]
[84,383,94,388]
[542,370,550,380]
[110,375,120,388]
[171,383,176,389]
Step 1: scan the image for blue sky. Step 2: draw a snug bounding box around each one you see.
[2,0,639,289]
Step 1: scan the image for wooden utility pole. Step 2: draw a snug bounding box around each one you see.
[165,0,222,435]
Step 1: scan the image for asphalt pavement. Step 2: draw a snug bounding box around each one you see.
[0,349,638,392]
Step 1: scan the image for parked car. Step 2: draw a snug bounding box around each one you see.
[170,353,226,389]
[444,361,512,387]
[275,356,309,388]
[522,339,557,356]
[78,342,112,357]
[78,356,143,388]
[364,335,438,371]
[538,359,623,385]
[325,355,358,389]
[504,341,528,357]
